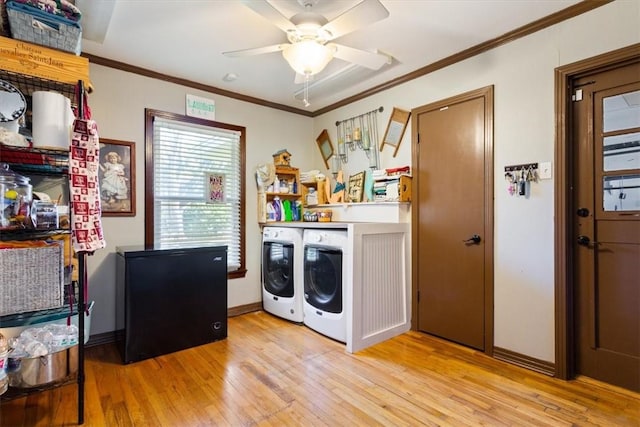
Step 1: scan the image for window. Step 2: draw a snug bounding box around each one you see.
[145,109,246,277]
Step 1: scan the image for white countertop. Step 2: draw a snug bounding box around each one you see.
[261,221,350,229]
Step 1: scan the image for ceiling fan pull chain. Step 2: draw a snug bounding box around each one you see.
[303,73,311,107]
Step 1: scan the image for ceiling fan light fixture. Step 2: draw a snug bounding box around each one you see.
[283,40,334,76]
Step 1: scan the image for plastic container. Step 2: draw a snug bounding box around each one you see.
[0,301,94,344]
[30,200,59,229]
[0,163,32,229]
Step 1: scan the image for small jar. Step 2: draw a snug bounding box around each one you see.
[0,163,32,228]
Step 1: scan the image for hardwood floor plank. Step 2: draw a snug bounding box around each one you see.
[2,311,639,426]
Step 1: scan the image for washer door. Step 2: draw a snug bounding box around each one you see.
[304,245,343,314]
[262,241,295,297]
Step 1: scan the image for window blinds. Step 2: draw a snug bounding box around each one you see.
[152,117,242,271]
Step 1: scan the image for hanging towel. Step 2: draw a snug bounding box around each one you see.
[69,118,106,253]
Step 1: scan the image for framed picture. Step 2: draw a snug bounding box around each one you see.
[380,107,411,157]
[347,171,365,203]
[99,139,135,216]
[205,173,226,203]
[316,129,334,170]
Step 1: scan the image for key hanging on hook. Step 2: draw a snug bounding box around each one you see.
[505,171,514,196]
[518,167,526,196]
[526,165,535,182]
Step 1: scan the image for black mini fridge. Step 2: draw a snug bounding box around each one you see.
[116,245,227,363]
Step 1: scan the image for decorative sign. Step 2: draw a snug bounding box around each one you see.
[186,94,215,120]
[206,173,225,204]
[347,171,365,203]
[0,36,91,86]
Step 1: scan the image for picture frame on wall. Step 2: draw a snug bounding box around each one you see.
[205,173,226,204]
[99,139,136,216]
[347,171,365,203]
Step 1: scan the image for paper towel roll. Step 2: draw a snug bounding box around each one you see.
[32,91,75,150]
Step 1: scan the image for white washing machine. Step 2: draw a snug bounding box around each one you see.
[303,228,349,343]
[262,226,304,322]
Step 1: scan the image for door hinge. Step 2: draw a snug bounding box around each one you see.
[417,133,420,144]
[571,80,595,101]
[572,89,583,102]
[417,290,420,302]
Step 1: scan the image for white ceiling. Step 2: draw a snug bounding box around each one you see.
[78,0,583,113]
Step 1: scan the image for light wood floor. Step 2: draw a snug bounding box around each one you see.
[2,311,639,426]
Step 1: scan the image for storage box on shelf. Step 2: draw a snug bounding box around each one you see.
[373,174,412,202]
[5,1,82,55]
[0,241,65,316]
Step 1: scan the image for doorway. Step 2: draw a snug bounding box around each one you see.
[411,86,494,353]
[555,44,640,391]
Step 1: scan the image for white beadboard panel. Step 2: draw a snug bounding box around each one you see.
[360,233,407,336]
[348,223,410,353]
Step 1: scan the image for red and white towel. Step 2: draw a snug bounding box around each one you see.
[69,118,106,253]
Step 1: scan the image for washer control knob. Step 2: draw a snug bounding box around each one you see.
[314,234,322,243]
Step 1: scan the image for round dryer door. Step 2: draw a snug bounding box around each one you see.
[263,241,295,297]
[303,246,343,314]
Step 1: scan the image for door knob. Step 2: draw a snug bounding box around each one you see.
[577,235,590,246]
[576,208,590,217]
[463,234,482,244]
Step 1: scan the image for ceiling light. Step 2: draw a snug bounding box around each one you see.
[282,41,334,76]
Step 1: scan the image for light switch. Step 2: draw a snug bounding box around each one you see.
[539,162,552,180]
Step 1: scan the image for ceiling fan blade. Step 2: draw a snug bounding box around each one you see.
[223,44,288,57]
[330,43,390,70]
[241,0,297,33]
[321,0,389,40]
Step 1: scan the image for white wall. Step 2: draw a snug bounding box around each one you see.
[86,1,639,364]
[313,1,639,362]
[86,65,314,336]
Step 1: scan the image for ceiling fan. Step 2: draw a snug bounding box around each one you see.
[223,0,391,78]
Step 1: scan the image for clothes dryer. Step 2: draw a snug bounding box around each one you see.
[303,228,349,343]
[262,226,304,322]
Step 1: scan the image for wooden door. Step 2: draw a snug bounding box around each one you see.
[573,61,640,392]
[413,87,494,352]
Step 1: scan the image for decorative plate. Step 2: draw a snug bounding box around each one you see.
[0,79,27,123]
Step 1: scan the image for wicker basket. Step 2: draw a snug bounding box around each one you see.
[0,241,64,316]
[6,1,81,55]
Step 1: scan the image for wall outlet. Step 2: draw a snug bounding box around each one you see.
[539,162,552,180]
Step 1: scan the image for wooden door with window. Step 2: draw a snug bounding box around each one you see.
[572,61,640,392]
[412,86,494,352]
